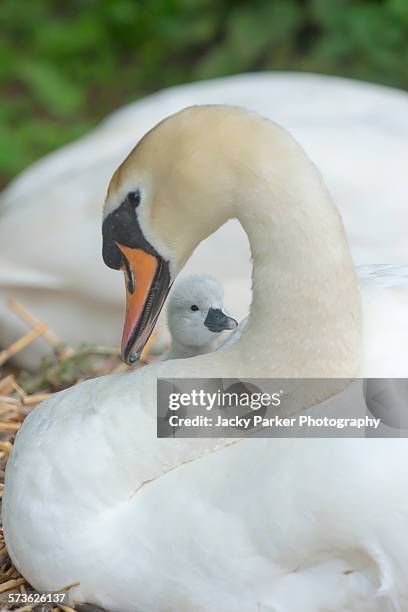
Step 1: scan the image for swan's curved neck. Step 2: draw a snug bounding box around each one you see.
[227,153,362,377]
[144,113,362,378]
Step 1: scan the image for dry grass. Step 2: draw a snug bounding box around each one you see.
[0,300,161,611]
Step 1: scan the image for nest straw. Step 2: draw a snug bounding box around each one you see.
[0,300,160,610]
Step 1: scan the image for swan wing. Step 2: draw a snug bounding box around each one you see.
[357,265,408,377]
[357,264,408,289]
[219,315,249,349]
[0,257,62,289]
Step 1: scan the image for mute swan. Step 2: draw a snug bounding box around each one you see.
[3,106,408,612]
[1,72,408,368]
[165,276,237,360]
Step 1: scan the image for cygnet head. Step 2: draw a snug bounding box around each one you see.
[166,276,238,359]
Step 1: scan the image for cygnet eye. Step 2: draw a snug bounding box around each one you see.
[190,304,199,312]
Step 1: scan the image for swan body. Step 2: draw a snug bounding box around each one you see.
[3,106,408,612]
[5,381,408,612]
[165,276,237,360]
[1,73,408,367]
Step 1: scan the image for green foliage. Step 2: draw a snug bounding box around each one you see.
[1,0,407,187]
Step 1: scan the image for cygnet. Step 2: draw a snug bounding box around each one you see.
[165,276,238,360]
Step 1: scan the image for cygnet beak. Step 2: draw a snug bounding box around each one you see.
[204,308,238,333]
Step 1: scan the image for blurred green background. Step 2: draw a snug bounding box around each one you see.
[1,0,407,189]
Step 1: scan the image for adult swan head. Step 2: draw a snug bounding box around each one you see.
[102,105,361,377]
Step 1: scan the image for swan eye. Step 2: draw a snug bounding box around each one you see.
[190,305,199,312]
[127,190,141,207]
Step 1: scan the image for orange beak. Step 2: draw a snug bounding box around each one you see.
[117,243,171,364]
